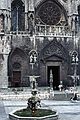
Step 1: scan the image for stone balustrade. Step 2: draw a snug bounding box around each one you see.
[35,24,72,37]
[7,25,72,38]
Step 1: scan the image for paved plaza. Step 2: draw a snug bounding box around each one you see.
[0,87,80,120]
[0,100,80,120]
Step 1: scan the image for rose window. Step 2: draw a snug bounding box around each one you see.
[37,1,62,25]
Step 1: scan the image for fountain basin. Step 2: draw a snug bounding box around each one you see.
[9,107,58,120]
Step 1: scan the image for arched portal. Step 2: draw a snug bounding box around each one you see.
[39,39,70,90]
[8,48,29,87]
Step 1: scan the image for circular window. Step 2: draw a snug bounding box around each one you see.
[37,1,62,25]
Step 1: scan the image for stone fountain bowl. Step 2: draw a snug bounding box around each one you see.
[9,107,58,120]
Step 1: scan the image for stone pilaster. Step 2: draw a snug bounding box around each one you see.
[29,0,34,11]
[0,35,11,88]
[0,54,8,88]
[4,15,7,32]
[67,0,72,27]
[8,16,11,31]
[25,13,28,30]
[25,0,29,30]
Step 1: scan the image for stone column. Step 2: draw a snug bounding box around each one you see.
[0,54,8,88]
[67,0,72,27]
[25,13,28,30]
[29,0,34,11]
[8,16,11,31]
[4,15,7,32]
[25,0,29,30]
[0,36,11,88]
[28,0,35,35]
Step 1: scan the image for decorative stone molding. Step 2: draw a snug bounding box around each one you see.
[40,39,70,62]
[11,0,25,4]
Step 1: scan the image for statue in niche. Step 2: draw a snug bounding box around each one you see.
[30,51,37,64]
[28,13,34,36]
[30,76,37,90]
[30,54,34,63]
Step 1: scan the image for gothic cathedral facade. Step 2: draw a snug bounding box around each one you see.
[0,0,80,90]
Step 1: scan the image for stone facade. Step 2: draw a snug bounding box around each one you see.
[0,0,80,89]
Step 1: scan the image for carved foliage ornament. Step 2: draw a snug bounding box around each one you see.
[37,1,62,25]
[41,40,69,62]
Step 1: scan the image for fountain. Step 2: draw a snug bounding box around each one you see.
[9,50,58,120]
[9,76,58,120]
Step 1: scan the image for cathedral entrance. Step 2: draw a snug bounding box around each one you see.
[47,66,60,90]
[8,48,29,87]
[12,71,21,87]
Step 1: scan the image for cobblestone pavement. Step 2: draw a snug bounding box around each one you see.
[0,100,80,120]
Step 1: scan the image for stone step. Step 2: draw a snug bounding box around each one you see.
[0,92,74,101]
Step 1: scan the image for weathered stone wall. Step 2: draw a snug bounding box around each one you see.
[0,36,11,88]
[0,0,80,88]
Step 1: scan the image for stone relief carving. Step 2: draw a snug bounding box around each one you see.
[40,40,69,62]
[28,12,34,35]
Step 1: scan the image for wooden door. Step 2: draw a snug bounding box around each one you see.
[12,71,21,87]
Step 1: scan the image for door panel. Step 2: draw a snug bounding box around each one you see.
[12,71,21,87]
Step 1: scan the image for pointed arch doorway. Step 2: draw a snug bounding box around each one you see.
[8,48,29,87]
[39,39,70,89]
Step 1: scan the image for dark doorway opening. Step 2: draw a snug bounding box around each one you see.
[47,66,60,90]
[12,71,21,87]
